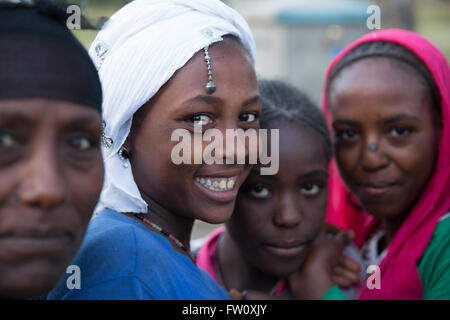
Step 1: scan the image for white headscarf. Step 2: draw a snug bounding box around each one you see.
[90,0,256,214]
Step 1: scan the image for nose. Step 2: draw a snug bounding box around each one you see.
[360,138,389,172]
[273,193,301,228]
[213,122,254,165]
[18,141,67,210]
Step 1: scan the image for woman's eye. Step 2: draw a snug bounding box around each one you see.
[249,184,271,199]
[0,132,16,148]
[337,129,358,140]
[390,126,411,137]
[70,136,94,151]
[192,114,213,126]
[239,113,258,123]
[300,183,320,196]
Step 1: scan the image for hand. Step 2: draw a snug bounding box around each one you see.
[287,227,354,300]
[228,289,283,300]
[332,255,361,289]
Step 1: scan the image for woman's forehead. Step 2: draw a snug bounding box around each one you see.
[0,99,102,124]
[149,42,257,111]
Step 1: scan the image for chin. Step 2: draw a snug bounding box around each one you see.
[360,201,405,220]
[0,272,60,299]
[191,196,236,224]
[196,206,234,224]
[258,255,308,279]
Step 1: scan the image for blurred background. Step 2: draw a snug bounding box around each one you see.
[72,0,450,239]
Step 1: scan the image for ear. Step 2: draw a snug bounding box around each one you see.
[122,134,132,157]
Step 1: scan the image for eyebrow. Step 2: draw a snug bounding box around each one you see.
[300,170,329,179]
[183,95,223,107]
[242,95,261,108]
[249,169,329,180]
[182,94,261,108]
[249,168,277,180]
[377,114,421,125]
[333,114,421,127]
[64,116,102,130]
[0,111,34,126]
[332,119,359,127]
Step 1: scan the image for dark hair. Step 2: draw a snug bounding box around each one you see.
[327,41,441,119]
[258,79,332,162]
[0,0,103,112]
[0,0,101,29]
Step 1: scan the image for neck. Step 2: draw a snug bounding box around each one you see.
[380,210,410,250]
[126,189,195,258]
[217,230,280,293]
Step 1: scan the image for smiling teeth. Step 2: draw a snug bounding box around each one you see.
[195,177,237,192]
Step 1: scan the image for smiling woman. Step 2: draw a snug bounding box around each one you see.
[45,0,258,300]
[195,79,336,300]
[0,2,104,299]
[322,29,450,300]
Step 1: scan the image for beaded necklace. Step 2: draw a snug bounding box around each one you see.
[136,214,190,254]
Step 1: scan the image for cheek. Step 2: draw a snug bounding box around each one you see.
[334,143,360,174]
[301,194,328,233]
[387,132,438,183]
[0,167,20,205]
[68,162,104,223]
[229,199,270,241]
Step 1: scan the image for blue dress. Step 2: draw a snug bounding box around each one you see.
[45,209,230,300]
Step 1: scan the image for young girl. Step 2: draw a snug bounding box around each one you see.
[319,29,450,299]
[45,0,261,299]
[195,79,355,299]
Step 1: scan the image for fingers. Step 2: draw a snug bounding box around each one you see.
[334,230,353,251]
[323,223,341,235]
[228,289,282,300]
[332,274,356,289]
[339,256,361,273]
[228,289,243,300]
[332,256,361,289]
[333,265,360,284]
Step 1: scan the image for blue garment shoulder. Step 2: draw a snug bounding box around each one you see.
[45,210,230,300]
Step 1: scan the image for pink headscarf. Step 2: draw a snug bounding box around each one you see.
[323,29,450,299]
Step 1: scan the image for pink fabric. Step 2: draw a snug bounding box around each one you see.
[322,29,450,299]
[196,226,287,297]
[196,226,225,283]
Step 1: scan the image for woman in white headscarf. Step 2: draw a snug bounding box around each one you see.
[45,0,260,299]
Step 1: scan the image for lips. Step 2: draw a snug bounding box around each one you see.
[195,176,236,192]
[194,175,239,203]
[262,240,309,258]
[357,182,398,196]
[0,231,74,256]
[193,167,245,203]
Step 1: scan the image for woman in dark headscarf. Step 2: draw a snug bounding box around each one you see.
[0,1,104,299]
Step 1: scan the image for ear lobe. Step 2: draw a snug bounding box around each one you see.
[122,136,132,157]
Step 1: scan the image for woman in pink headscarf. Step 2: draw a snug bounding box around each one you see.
[319,29,450,299]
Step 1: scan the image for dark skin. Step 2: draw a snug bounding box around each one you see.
[329,57,440,248]
[300,57,443,295]
[123,38,261,260]
[241,56,442,300]
[0,99,104,299]
[218,122,330,295]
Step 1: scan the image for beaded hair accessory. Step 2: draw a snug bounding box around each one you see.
[201,28,224,95]
[203,46,216,94]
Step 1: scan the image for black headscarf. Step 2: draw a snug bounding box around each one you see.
[0,2,102,112]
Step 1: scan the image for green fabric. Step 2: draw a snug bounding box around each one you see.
[418,214,450,300]
[321,285,348,300]
[321,214,450,300]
